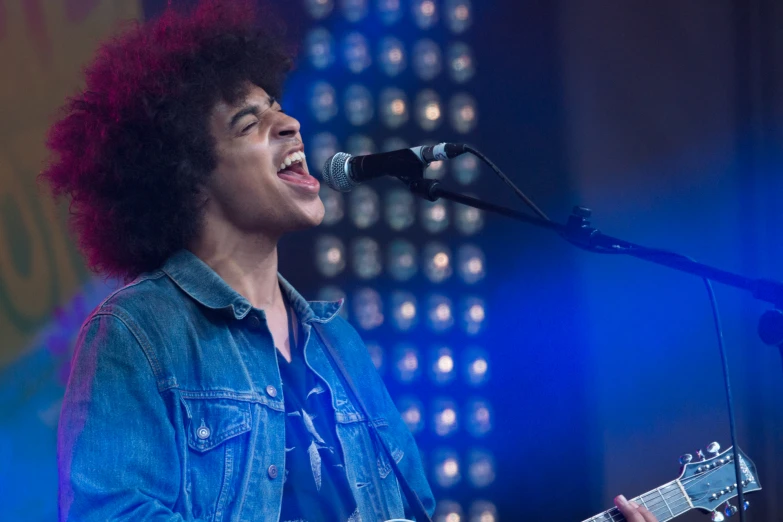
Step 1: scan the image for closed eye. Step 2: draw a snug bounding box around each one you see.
[242,122,257,133]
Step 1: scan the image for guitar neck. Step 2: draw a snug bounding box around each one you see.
[583,479,692,522]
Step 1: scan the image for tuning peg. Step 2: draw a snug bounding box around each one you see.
[696,450,706,461]
[707,442,721,456]
[679,454,693,466]
[742,500,750,511]
[711,511,725,522]
[723,502,738,517]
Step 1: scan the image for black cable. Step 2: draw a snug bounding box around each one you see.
[464,145,551,222]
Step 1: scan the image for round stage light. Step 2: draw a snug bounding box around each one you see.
[448,42,475,83]
[387,239,418,281]
[432,398,459,436]
[469,501,498,522]
[412,0,438,29]
[351,237,382,279]
[432,450,461,488]
[379,36,406,76]
[467,449,496,488]
[380,87,410,128]
[381,136,409,152]
[415,89,443,131]
[413,39,442,81]
[342,31,371,73]
[454,203,484,235]
[429,346,456,385]
[315,235,346,277]
[435,500,464,522]
[462,297,486,335]
[385,188,415,232]
[377,0,403,24]
[465,398,492,437]
[340,0,368,22]
[343,84,374,126]
[310,81,338,122]
[445,0,472,33]
[391,291,418,331]
[348,184,380,229]
[353,287,384,330]
[393,343,421,383]
[306,28,335,69]
[428,294,454,331]
[345,134,376,156]
[310,132,340,178]
[450,93,478,133]
[319,185,345,226]
[305,0,334,19]
[452,153,480,185]
[396,396,425,433]
[420,200,450,234]
[423,242,453,283]
[457,244,485,284]
[463,347,490,386]
[366,341,384,372]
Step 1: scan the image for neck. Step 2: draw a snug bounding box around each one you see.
[582,480,690,522]
[189,225,282,310]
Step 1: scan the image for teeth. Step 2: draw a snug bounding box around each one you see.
[277,151,307,172]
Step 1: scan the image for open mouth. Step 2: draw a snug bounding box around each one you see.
[276,150,319,192]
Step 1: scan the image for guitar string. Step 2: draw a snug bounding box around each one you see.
[589,465,740,522]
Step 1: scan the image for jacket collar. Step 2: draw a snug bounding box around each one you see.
[161,249,342,323]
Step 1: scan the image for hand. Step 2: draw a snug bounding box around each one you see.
[614,494,658,522]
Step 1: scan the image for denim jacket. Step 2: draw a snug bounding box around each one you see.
[57,250,435,521]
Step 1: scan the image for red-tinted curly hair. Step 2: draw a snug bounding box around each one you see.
[41,0,293,281]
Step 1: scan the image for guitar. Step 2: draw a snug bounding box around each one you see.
[583,443,761,522]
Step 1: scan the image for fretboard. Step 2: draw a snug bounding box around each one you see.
[582,480,691,522]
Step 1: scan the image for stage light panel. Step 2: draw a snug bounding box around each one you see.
[450,93,478,133]
[393,343,421,382]
[457,244,485,284]
[310,81,338,122]
[429,345,456,384]
[433,450,461,488]
[345,134,376,156]
[465,398,492,437]
[416,89,443,131]
[448,42,475,83]
[390,291,418,331]
[384,189,416,231]
[466,449,495,488]
[423,242,453,283]
[344,84,374,126]
[353,287,384,329]
[380,87,410,128]
[318,185,345,226]
[305,0,334,19]
[412,0,438,29]
[420,200,450,234]
[315,235,346,277]
[469,501,497,522]
[461,296,485,335]
[454,203,483,235]
[377,0,403,24]
[445,0,472,33]
[452,153,480,185]
[428,294,454,331]
[310,132,340,175]
[366,340,384,371]
[306,28,335,69]
[432,398,459,436]
[413,39,442,81]
[348,184,380,229]
[351,237,382,279]
[386,238,418,280]
[397,395,425,433]
[340,0,368,22]
[463,347,489,386]
[342,31,371,73]
[379,36,407,76]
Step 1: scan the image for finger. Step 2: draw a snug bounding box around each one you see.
[614,495,658,522]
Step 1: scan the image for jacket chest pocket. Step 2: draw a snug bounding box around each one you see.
[181,397,253,521]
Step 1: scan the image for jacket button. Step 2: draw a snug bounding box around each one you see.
[265,385,278,397]
[196,426,211,440]
[248,316,261,329]
[267,465,278,479]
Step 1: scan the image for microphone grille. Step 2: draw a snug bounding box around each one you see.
[322,152,355,193]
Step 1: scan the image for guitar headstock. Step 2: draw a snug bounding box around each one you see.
[679,444,761,516]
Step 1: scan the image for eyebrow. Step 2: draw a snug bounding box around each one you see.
[227,96,277,131]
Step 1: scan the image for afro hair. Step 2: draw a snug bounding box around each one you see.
[40,0,293,281]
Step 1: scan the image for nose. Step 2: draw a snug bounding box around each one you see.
[273,112,301,139]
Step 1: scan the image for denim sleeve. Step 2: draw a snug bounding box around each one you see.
[58,312,195,521]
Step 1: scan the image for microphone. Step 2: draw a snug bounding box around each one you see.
[322,143,467,192]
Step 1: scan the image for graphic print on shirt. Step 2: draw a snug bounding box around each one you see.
[287,402,333,491]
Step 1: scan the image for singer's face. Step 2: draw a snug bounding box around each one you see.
[201,84,324,236]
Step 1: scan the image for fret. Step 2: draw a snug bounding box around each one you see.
[656,487,674,518]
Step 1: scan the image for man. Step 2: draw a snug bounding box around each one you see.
[43,1,657,521]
